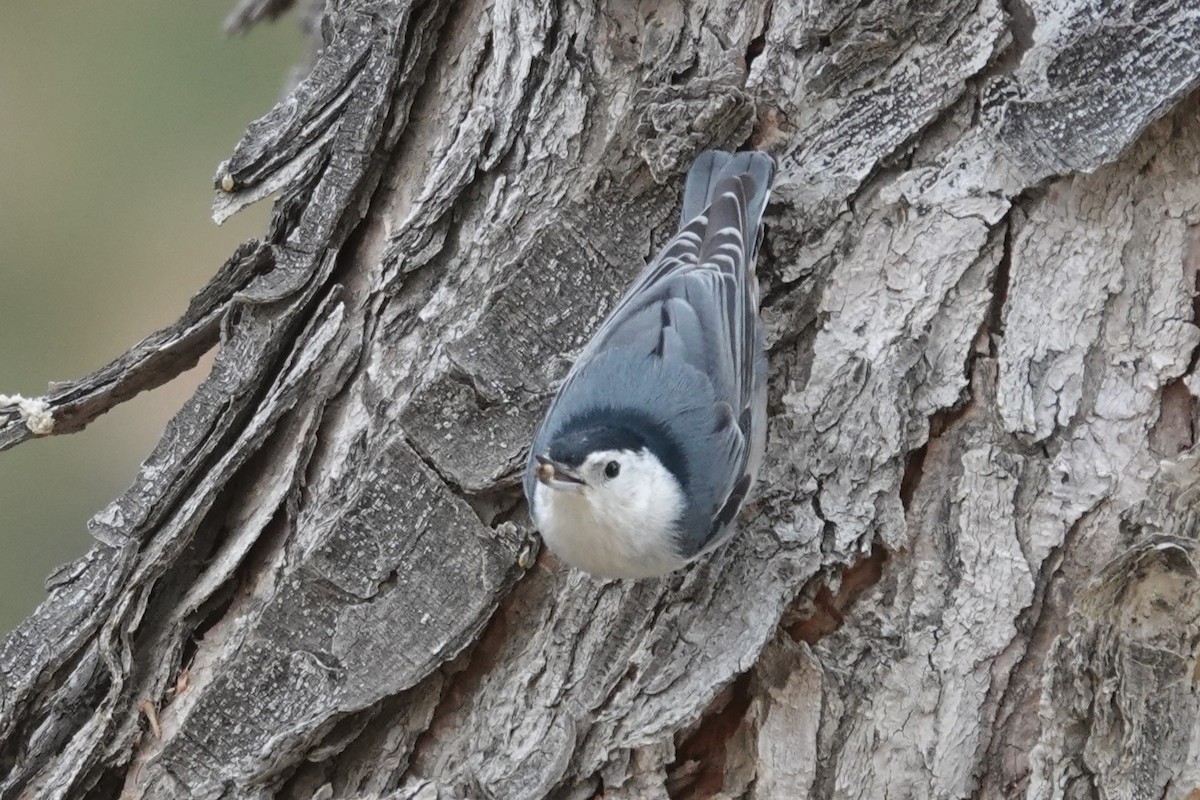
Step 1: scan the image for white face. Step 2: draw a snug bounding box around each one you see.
[533,448,688,578]
[559,449,684,526]
[579,449,645,492]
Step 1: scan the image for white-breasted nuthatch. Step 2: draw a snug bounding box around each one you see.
[525,150,775,578]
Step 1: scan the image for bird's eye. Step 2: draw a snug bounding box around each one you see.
[604,460,620,479]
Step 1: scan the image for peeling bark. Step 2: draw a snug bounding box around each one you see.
[3,0,1200,798]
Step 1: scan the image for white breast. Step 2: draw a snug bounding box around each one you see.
[532,452,687,579]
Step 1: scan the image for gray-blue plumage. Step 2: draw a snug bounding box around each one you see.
[526,150,774,572]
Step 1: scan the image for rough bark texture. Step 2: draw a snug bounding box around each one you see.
[3,1,1200,798]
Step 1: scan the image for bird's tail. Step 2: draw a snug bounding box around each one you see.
[679,150,775,231]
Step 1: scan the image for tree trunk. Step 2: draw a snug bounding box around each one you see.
[3,0,1200,798]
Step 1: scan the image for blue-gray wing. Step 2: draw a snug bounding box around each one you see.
[555,151,774,549]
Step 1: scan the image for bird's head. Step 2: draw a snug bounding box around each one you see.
[535,413,686,501]
[534,447,671,502]
[530,413,690,577]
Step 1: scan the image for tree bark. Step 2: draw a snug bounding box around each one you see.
[3,1,1200,798]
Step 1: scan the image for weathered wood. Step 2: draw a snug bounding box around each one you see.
[3,0,1200,798]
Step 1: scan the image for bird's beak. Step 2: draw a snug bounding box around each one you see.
[535,455,585,492]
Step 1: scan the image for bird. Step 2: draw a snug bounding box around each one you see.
[524,150,775,579]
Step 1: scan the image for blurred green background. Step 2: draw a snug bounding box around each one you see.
[0,4,303,633]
